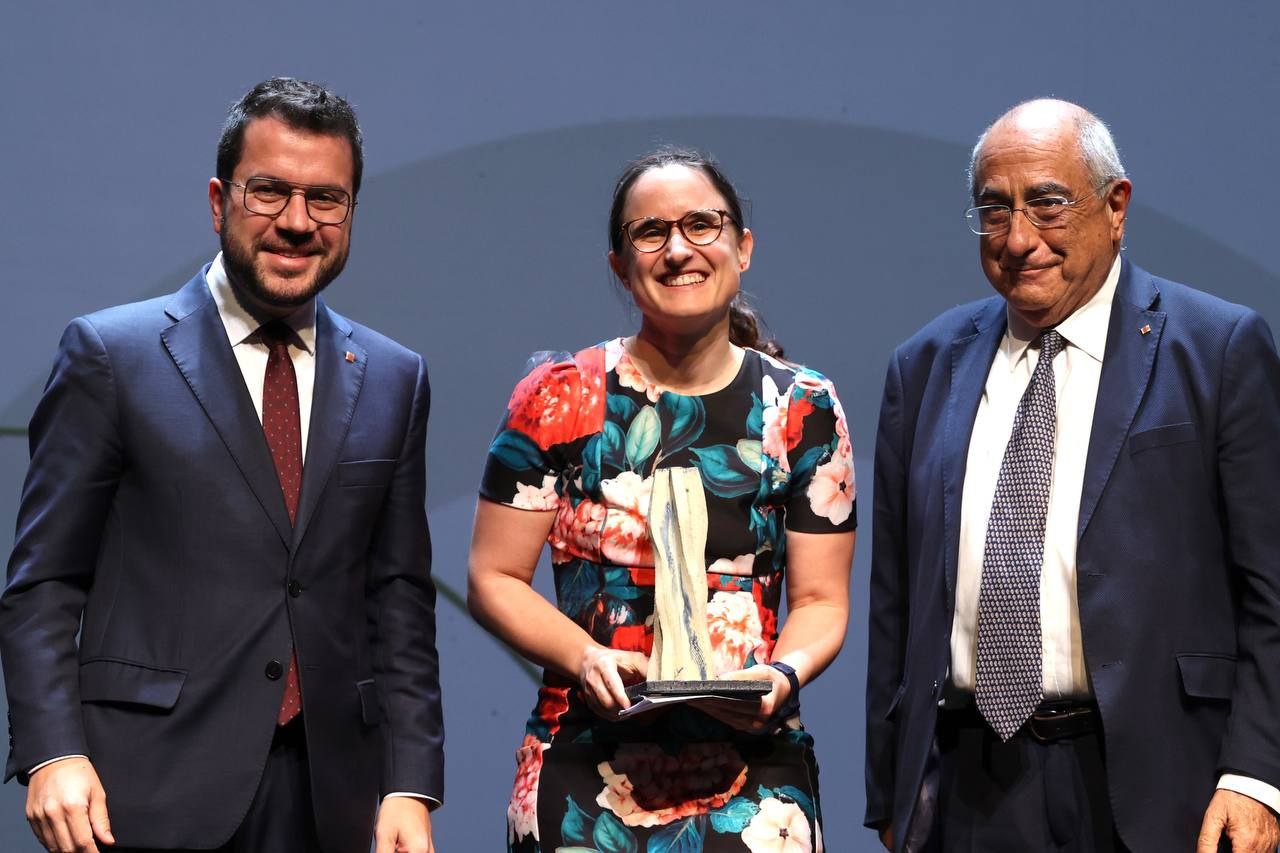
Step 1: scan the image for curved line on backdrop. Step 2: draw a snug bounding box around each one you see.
[0,424,541,684]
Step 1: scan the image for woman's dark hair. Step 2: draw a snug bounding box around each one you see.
[608,146,783,358]
[216,77,364,195]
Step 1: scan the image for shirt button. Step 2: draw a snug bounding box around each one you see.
[265,660,284,680]
[288,580,303,598]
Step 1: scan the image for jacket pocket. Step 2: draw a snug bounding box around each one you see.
[1176,653,1236,700]
[356,678,382,725]
[337,459,397,487]
[1129,422,1197,454]
[79,658,187,709]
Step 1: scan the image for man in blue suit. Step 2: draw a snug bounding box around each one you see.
[865,99,1280,852]
[0,78,443,852]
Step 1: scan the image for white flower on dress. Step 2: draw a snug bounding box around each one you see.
[599,471,654,566]
[741,797,813,853]
[708,553,756,576]
[511,474,558,511]
[807,455,854,526]
[706,590,765,676]
[615,351,663,402]
[760,375,793,472]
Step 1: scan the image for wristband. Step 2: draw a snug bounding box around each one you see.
[768,660,801,723]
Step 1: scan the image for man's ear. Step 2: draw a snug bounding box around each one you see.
[209,178,226,235]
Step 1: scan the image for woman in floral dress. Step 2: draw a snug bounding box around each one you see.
[468,147,857,853]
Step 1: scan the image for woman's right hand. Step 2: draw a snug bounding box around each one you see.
[578,645,649,717]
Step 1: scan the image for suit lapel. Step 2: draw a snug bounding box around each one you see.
[292,301,366,549]
[943,298,1007,605]
[161,271,293,546]
[1078,259,1164,540]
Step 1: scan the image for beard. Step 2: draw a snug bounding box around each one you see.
[219,224,349,312]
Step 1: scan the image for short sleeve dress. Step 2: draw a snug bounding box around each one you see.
[480,338,856,853]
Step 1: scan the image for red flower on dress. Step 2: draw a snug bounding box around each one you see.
[507,734,546,845]
[505,349,604,451]
[784,395,815,452]
[595,742,749,827]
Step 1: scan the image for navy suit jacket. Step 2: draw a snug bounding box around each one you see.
[865,259,1280,852]
[0,269,444,852]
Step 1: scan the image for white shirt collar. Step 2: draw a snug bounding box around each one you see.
[205,252,316,353]
[1002,253,1121,369]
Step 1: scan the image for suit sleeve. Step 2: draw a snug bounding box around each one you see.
[365,353,445,802]
[1214,310,1280,789]
[0,318,123,782]
[864,350,908,828]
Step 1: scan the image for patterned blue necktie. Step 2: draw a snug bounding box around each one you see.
[975,329,1064,741]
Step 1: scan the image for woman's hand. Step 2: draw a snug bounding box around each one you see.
[690,664,793,733]
[578,646,649,718]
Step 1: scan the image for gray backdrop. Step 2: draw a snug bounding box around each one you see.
[4,2,1279,850]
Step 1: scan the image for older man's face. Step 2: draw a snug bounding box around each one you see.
[973,123,1130,329]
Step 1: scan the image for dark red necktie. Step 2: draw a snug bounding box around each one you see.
[260,321,303,726]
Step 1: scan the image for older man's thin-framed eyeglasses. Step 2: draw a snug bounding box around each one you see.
[621,209,738,253]
[224,177,356,225]
[964,181,1114,236]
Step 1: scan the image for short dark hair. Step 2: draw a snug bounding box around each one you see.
[216,77,364,195]
[607,145,782,358]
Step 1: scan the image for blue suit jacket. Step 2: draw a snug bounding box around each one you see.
[0,269,444,852]
[865,259,1280,851]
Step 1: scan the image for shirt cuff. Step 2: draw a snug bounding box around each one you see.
[29,754,88,775]
[383,792,442,810]
[1218,774,1280,815]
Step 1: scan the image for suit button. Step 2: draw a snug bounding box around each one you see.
[288,580,303,597]
[265,660,284,680]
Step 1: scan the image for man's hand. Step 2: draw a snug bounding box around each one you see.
[374,796,434,853]
[26,757,113,852]
[1197,789,1280,853]
[878,824,894,851]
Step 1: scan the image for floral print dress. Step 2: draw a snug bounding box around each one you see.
[480,339,856,853]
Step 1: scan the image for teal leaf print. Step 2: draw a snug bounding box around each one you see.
[561,794,596,844]
[647,815,706,852]
[747,392,765,438]
[602,421,627,472]
[691,445,759,498]
[625,405,661,470]
[556,849,599,852]
[602,566,644,600]
[489,429,545,471]
[709,796,760,833]
[788,445,827,487]
[657,394,706,456]
[774,785,816,818]
[608,393,640,425]
[735,439,763,472]
[593,810,639,853]
[555,560,600,620]
[582,434,602,495]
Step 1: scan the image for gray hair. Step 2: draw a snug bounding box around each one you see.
[967,104,1127,201]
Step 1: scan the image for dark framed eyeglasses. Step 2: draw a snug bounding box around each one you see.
[964,181,1113,236]
[620,208,737,253]
[224,177,356,225]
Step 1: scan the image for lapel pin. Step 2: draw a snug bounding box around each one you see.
[345,351,357,363]
[1139,324,1151,336]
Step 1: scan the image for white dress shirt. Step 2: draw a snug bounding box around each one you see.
[949,253,1279,812]
[206,253,317,454]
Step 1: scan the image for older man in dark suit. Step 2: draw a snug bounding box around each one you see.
[1,78,443,853]
[865,99,1280,852]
